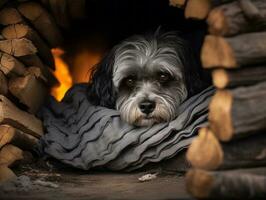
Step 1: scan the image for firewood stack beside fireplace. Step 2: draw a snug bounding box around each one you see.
[170,0,266,199]
[0,0,86,182]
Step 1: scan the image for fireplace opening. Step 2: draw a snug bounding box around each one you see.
[49,0,208,100]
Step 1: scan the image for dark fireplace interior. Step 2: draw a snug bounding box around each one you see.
[52,0,209,100]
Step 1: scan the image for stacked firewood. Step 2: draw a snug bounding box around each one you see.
[170,0,266,199]
[0,0,85,182]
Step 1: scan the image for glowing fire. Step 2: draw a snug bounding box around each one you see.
[51,48,73,101]
[50,48,102,101]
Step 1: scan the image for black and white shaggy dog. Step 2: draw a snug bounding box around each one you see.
[87,31,205,126]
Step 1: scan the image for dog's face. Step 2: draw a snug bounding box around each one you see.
[88,32,204,126]
[113,34,188,126]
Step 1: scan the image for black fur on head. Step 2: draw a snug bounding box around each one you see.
[87,47,117,108]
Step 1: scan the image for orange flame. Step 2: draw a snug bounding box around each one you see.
[51,48,73,101]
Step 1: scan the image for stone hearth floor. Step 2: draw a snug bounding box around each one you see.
[0,163,193,200]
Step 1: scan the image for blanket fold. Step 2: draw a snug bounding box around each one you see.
[38,84,214,171]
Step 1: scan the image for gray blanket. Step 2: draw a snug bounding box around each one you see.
[38,84,214,171]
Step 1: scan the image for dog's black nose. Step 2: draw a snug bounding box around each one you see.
[139,100,155,114]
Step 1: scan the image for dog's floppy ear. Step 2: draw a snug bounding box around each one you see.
[87,48,117,108]
[181,44,206,97]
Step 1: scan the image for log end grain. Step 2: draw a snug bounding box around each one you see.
[185,0,211,20]
[209,90,233,141]
[186,127,223,170]
[185,169,213,199]
[212,69,229,89]
[201,35,237,68]
[0,166,16,183]
[207,7,228,35]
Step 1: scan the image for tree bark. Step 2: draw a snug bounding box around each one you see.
[187,127,266,170]
[212,66,266,89]
[201,33,266,68]
[186,168,266,199]
[2,24,55,69]
[18,2,63,47]
[208,0,266,36]
[209,82,266,141]
[0,95,43,138]
[0,71,8,95]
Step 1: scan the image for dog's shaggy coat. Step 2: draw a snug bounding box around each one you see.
[87,32,205,126]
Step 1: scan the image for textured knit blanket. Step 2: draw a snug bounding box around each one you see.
[38,84,214,171]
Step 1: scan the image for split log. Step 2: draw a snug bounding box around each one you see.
[185,0,211,19]
[9,73,48,113]
[0,144,23,167]
[186,168,266,199]
[18,2,63,47]
[0,52,26,78]
[169,0,186,8]
[2,24,55,69]
[201,33,266,69]
[0,7,24,25]
[187,128,266,170]
[209,82,266,141]
[0,125,38,150]
[67,0,86,20]
[208,0,266,36]
[0,71,8,95]
[0,166,16,183]
[0,38,37,57]
[212,66,266,89]
[0,95,43,138]
[48,0,70,28]
[19,55,58,87]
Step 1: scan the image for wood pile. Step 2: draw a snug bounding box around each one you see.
[170,0,266,198]
[0,0,86,183]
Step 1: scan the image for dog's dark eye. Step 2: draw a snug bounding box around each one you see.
[159,73,170,83]
[125,77,135,87]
